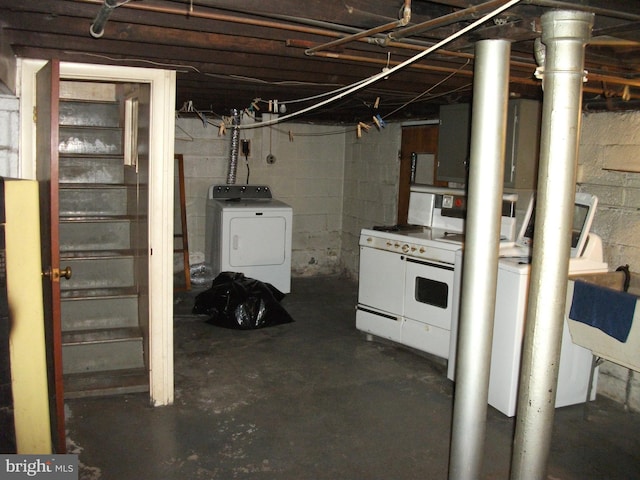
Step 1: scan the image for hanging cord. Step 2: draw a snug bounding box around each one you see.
[240,0,522,129]
[616,264,631,292]
[241,139,251,184]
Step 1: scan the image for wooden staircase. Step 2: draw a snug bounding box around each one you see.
[58,97,148,398]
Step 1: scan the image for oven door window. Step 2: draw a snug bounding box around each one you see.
[414,277,448,309]
[404,258,454,330]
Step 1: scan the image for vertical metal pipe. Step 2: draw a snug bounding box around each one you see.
[510,10,594,480]
[449,39,510,480]
[226,108,241,185]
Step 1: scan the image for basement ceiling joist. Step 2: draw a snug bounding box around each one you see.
[1,0,640,123]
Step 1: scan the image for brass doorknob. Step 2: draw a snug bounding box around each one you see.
[60,266,72,280]
[42,266,73,281]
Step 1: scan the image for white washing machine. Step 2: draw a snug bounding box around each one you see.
[205,185,292,293]
[448,237,608,417]
[447,193,609,416]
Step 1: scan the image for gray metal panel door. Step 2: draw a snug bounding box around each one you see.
[437,103,471,183]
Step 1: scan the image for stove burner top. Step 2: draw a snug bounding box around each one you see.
[438,232,466,243]
[372,224,426,233]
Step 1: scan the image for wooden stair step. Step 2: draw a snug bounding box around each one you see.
[62,327,142,346]
[59,183,133,189]
[60,214,139,222]
[60,249,135,260]
[61,286,138,301]
[64,368,148,399]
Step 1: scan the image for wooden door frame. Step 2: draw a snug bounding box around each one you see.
[19,59,176,407]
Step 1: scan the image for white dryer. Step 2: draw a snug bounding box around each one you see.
[205,185,292,293]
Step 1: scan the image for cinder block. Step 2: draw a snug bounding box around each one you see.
[294,214,327,233]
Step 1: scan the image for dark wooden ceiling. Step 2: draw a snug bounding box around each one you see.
[1,0,640,123]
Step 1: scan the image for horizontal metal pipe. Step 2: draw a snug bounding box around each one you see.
[72,0,640,94]
[311,50,476,78]
[388,0,506,42]
[308,50,640,98]
[306,0,411,55]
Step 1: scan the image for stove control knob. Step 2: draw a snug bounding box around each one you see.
[394,243,401,249]
[401,244,410,253]
[385,241,392,247]
[410,246,417,252]
[419,247,425,253]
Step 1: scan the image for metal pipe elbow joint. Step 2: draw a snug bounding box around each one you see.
[90,0,119,38]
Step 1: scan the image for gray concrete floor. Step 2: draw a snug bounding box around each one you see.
[65,276,640,479]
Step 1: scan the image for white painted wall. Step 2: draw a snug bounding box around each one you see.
[578,111,640,412]
[0,94,19,178]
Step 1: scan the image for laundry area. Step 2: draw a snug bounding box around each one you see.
[62,276,640,480]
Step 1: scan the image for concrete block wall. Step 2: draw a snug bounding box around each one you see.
[175,115,347,278]
[0,94,19,178]
[577,110,640,412]
[342,123,402,277]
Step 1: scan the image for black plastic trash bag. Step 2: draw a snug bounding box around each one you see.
[192,272,294,329]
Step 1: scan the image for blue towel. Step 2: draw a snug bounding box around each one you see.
[570,280,637,343]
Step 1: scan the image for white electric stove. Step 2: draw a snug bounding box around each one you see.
[356,185,518,360]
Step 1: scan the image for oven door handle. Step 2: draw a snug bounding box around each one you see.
[406,257,454,271]
[357,306,399,321]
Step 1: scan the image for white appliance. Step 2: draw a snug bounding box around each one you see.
[356,185,518,360]
[205,185,292,293]
[447,193,608,416]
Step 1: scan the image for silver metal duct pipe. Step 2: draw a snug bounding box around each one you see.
[448,38,511,480]
[90,0,119,38]
[510,10,594,480]
[226,109,241,185]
